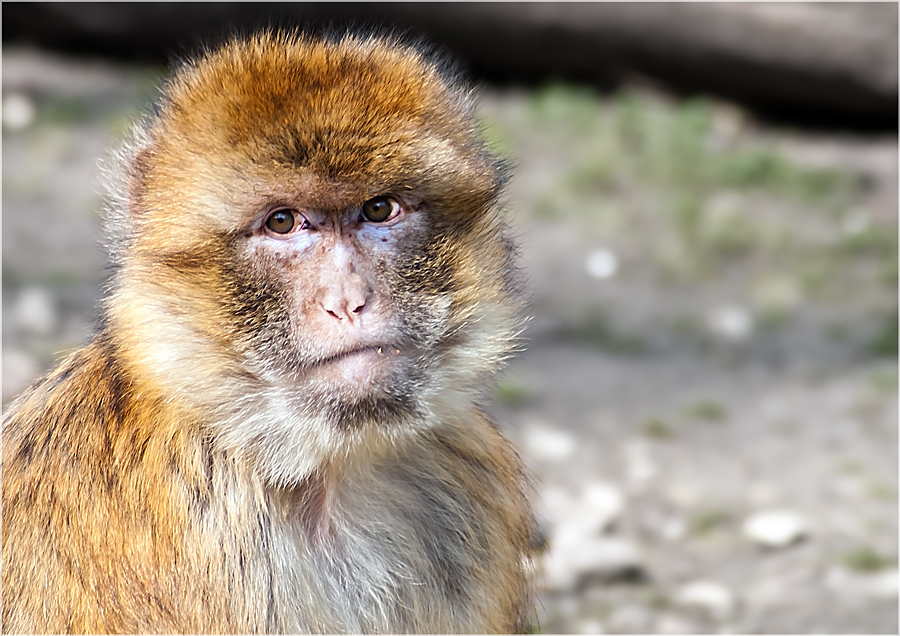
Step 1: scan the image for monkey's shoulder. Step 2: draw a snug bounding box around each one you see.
[5,337,118,451]
[0,334,175,499]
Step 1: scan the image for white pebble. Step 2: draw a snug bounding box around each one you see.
[585,249,618,280]
[624,439,658,489]
[707,305,753,341]
[580,480,625,532]
[744,577,790,607]
[14,287,57,336]
[606,603,652,633]
[2,92,36,130]
[664,481,701,507]
[569,537,642,577]
[675,580,735,618]
[524,424,576,462]
[546,481,625,546]
[824,565,848,589]
[826,567,899,599]
[660,516,687,541]
[555,597,580,619]
[543,536,644,591]
[655,614,696,634]
[746,482,782,507]
[573,619,605,634]
[866,569,899,598]
[832,475,867,499]
[742,510,809,548]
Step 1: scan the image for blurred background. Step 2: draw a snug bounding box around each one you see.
[3,3,897,633]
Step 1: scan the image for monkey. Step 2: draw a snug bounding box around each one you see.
[1,31,535,634]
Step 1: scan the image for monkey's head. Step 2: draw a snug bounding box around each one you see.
[105,32,520,484]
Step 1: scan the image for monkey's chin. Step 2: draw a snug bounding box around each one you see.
[297,347,425,432]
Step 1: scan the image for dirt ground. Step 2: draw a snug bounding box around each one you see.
[3,48,897,633]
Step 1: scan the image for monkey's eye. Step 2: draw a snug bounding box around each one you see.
[360,196,400,223]
[265,209,297,234]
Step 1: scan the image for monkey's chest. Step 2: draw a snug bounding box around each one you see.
[268,476,498,633]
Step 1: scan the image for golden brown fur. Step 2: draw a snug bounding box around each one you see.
[2,32,533,633]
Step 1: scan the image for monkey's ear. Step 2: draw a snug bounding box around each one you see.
[126,146,153,218]
[101,130,156,264]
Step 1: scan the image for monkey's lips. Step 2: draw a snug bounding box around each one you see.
[307,344,403,385]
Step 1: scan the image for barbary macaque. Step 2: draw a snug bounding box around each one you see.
[2,32,534,633]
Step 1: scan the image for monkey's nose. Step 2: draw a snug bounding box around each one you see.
[320,285,370,322]
[322,301,366,321]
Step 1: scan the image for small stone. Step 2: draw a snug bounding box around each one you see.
[542,550,579,591]
[707,305,753,341]
[553,596,580,620]
[865,569,899,598]
[541,481,626,581]
[573,537,643,581]
[828,510,866,538]
[586,249,618,280]
[744,577,790,608]
[742,510,809,548]
[579,480,625,533]
[624,439,658,489]
[746,482,782,507]
[542,536,644,590]
[826,567,899,599]
[675,580,735,619]
[573,618,605,634]
[831,476,867,499]
[660,516,687,541]
[14,287,57,336]
[524,424,576,462]
[664,481,701,508]
[655,613,697,634]
[548,516,602,552]
[824,565,849,589]
[2,92,36,130]
[606,603,652,633]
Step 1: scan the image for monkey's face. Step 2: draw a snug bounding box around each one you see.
[227,184,447,431]
[109,34,519,481]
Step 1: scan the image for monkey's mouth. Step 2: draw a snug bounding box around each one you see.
[312,344,402,369]
[300,344,408,385]
[305,344,405,387]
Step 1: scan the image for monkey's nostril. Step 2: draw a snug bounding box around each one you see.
[352,303,365,314]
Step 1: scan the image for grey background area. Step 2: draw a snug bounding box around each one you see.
[2,4,897,633]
